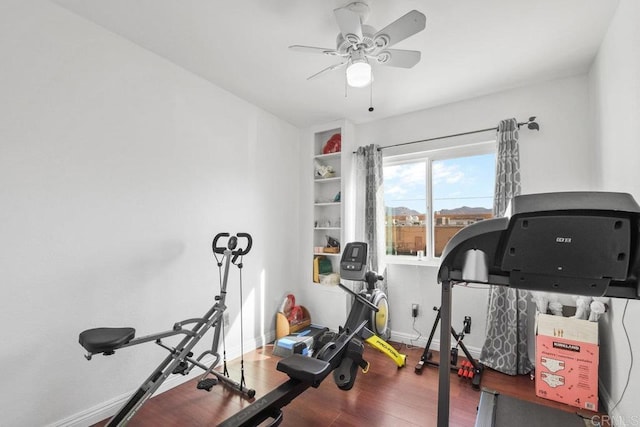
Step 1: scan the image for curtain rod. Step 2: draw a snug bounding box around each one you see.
[354,116,539,153]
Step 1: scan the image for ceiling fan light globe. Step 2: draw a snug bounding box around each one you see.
[346,62,372,87]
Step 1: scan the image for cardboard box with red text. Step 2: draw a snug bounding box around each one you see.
[535,313,599,411]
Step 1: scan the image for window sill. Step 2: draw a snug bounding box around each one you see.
[384,255,440,268]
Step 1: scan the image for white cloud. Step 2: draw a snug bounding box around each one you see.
[433,162,464,184]
[385,163,425,185]
[385,184,408,196]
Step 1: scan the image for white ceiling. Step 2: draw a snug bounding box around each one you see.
[54,0,619,128]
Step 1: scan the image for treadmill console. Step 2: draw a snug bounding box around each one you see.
[340,242,368,281]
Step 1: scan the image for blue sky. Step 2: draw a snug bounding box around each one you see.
[384,153,495,213]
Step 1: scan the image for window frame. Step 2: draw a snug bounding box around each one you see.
[383,140,496,266]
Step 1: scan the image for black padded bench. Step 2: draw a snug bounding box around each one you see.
[79,327,136,355]
[276,354,332,386]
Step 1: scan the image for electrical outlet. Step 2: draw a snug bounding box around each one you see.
[223,313,230,327]
[464,316,471,334]
[412,303,419,318]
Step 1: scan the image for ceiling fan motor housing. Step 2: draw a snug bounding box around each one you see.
[336,25,381,56]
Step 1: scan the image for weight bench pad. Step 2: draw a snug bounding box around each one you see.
[277,354,331,384]
[79,327,135,354]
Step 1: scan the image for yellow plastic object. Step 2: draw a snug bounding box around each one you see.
[364,334,407,368]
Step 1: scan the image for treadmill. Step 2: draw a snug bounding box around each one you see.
[433,191,640,427]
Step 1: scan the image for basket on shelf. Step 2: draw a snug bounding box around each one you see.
[325,235,340,253]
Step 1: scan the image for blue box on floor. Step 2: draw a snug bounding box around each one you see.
[273,335,313,357]
[272,325,328,358]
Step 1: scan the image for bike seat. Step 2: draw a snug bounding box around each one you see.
[79,327,135,354]
[277,355,331,385]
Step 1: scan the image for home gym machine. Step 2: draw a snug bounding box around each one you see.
[414,306,482,389]
[218,241,406,427]
[336,241,407,371]
[78,232,255,426]
[434,192,640,427]
[350,261,392,341]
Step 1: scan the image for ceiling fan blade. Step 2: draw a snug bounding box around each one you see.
[373,49,421,68]
[373,10,426,50]
[307,62,348,81]
[334,6,363,45]
[289,45,342,56]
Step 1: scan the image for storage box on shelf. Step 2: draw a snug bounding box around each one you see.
[312,128,343,284]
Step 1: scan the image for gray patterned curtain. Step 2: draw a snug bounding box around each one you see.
[355,144,385,272]
[355,145,389,339]
[479,118,533,375]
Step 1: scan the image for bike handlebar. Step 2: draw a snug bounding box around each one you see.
[212,233,253,259]
[338,283,379,312]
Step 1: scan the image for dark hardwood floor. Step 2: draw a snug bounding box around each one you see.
[93,342,604,426]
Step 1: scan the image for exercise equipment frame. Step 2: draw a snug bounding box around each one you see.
[78,232,255,426]
[414,305,482,389]
[434,192,640,427]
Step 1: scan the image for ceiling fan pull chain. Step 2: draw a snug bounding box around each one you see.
[369,77,374,112]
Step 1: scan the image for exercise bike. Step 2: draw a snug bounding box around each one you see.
[78,232,255,426]
[330,241,406,386]
[219,241,406,427]
[348,252,391,342]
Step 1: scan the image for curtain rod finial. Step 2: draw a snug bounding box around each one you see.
[527,116,540,131]
[518,116,540,131]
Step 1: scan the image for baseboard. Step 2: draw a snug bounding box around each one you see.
[390,330,482,360]
[598,378,613,418]
[598,378,625,426]
[52,332,275,427]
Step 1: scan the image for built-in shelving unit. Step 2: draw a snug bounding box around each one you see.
[300,120,354,330]
[312,127,344,284]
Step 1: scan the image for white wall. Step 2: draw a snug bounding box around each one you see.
[355,74,596,354]
[0,2,301,426]
[5,1,638,425]
[589,0,640,420]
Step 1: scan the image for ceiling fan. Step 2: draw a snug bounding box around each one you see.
[289,2,426,88]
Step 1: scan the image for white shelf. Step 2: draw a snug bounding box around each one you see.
[313,126,344,284]
[314,252,341,257]
[314,177,341,183]
[314,152,341,160]
[306,121,353,328]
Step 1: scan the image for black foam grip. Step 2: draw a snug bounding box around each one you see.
[235,232,253,255]
[212,233,230,254]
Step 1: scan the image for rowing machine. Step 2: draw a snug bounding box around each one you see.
[218,241,406,426]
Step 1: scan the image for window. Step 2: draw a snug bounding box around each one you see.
[383,142,495,261]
